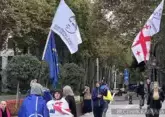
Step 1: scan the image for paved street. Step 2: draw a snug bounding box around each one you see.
[80,99,165,117]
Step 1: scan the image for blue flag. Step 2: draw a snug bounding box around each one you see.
[42,31,59,87]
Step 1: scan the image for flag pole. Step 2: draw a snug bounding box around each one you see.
[42,30,51,60]
[96,58,99,81]
[40,30,51,85]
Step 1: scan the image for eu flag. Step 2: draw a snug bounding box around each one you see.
[42,31,59,87]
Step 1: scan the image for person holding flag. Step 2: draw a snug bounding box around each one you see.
[18,82,49,117]
[42,0,82,87]
[47,89,73,117]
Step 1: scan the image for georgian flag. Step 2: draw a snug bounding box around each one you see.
[131,0,164,63]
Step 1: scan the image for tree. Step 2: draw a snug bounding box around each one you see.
[0,0,58,53]
[59,63,85,95]
[5,54,48,92]
[1,0,164,88]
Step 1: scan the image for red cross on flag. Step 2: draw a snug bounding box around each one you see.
[132,0,164,63]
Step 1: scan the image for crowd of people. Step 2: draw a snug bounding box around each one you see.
[81,80,113,117]
[137,78,165,117]
[0,79,113,117]
[1,78,163,117]
[0,79,77,117]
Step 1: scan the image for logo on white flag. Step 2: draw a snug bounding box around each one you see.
[152,8,163,20]
[65,16,78,34]
[52,25,72,45]
[50,0,82,54]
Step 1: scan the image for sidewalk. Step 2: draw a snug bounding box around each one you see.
[114,93,138,101]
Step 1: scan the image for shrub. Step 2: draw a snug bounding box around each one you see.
[5,54,49,92]
[6,99,23,116]
[60,63,85,95]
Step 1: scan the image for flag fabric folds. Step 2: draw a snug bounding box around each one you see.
[42,0,83,86]
[42,31,59,87]
[51,0,82,54]
[131,0,164,63]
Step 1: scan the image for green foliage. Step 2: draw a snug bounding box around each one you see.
[1,0,164,88]
[129,68,143,83]
[5,54,49,91]
[86,0,163,67]
[59,63,85,94]
[0,0,58,50]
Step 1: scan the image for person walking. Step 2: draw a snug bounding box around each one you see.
[100,82,113,117]
[146,82,164,117]
[18,82,49,117]
[82,86,92,114]
[161,83,165,94]
[92,81,104,117]
[47,89,73,117]
[63,85,77,117]
[144,78,152,102]
[137,81,145,109]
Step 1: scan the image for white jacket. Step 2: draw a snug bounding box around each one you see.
[47,98,73,117]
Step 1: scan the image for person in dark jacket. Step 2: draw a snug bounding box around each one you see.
[144,78,153,103]
[63,85,77,117]
[100,81,109,117]
[92,81,104,117]
[147,82,164,117]
[162,83,165,94]
[137,81,145,109]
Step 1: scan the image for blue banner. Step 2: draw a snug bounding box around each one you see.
[124,69,129,85]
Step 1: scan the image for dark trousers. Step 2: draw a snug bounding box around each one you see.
[146,107,160,117]
[83,99,92,113]
[139,95,144,106]
[93,106,103,117]
[102,100,109,117]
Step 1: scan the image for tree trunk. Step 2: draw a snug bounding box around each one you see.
[83,58,89,87]
[88,58,95,89]
[15,81,20,109]
[1,56,8,93]
[107,67,111,87]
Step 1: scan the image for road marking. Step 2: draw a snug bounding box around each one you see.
[125,104,137,109]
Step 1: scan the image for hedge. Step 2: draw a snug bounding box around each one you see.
[6,99,23,116]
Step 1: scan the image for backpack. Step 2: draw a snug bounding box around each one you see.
[103,90,113,101]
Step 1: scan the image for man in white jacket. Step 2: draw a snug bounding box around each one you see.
[47,89,73,117]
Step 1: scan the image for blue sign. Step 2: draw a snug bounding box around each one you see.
[124,69,129,81]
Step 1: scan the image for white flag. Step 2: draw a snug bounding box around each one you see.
[147,0,164,36]
[131,0,164,63]
[51,0,82,54]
